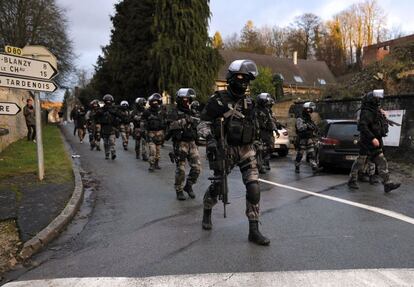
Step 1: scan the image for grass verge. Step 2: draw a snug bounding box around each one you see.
[0,125,73,184]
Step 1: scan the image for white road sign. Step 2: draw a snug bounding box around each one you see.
[0,102,21,115]
[0,75,58,93]
[0,53,58,80]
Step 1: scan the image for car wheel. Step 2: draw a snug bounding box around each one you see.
[277,148,288,157]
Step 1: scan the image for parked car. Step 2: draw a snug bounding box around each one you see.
[272,123,290,157]
[317,119,359,169]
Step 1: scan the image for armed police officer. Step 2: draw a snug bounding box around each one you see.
[131,97,148,160]
[198,59,270,246]
[295,102,319,173]
[96,94,121,160]
[119,100,132,151]
[255,93,277,173]
[166,88,201,201]
[348,90,400,193]
[142,93,167,172]
[85,100,101,151]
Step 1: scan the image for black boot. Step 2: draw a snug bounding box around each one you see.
[176,191,186,201]
[184,183,195,199]
[369,175,380,185]
[248,220,270,246]
[384,181,401,193]
[295,165,300,174]
[348,178,359,189]
[202,209,212,230]
[136,153,140,159]
[105,153,109,160]
[155,161,161,170]
[148,164,155,172]
[96,145,101,151]
[123,145,128,151]
[142,155,148,161]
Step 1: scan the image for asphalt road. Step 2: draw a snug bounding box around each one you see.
[4,125,414,285]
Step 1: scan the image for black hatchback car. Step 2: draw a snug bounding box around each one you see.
[317,119,360,169]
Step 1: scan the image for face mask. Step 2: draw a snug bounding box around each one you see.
[230,77,249,96]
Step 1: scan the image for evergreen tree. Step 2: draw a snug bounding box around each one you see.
[151,0,222,103]
[250,67,274,98]
[91,0,157,103]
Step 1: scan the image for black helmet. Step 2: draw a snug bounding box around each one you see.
[256,93,273,107]
[103,94,114,104]
[226,59,258,97]
[303,101,316,113]
[120,100,129,108]
[135,97,147,107]
[90,99,99,108]
[363,89,384,107]
[190,100,200,113]
[148,93,162,108]
[176,88,196,111]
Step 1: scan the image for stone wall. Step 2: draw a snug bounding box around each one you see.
[0,88,31,152]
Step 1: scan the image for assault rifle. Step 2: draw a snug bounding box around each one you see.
[207,118,229,218]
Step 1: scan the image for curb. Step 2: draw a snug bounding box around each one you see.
[18,127,84,260]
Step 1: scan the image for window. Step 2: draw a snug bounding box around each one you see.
[293,75,303,83]
[318,78,326,85]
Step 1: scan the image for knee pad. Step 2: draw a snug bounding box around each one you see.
[246,181,260,205]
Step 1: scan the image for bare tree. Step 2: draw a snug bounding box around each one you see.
[0,0,74,84]
[223,33,240,50]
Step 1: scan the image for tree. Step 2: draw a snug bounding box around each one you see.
[249,66,274,97]
[291,13,322,59]
[223,33,240,50]
[0,0,74,84]
[151,0,222,103]
[212,31,224,49]
[90,0,157,103]
[239,20,265,53]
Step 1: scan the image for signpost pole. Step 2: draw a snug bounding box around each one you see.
[34,90,44,181]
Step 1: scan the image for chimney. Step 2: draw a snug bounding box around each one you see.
[293,51,298,65]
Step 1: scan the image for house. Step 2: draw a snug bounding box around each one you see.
[217,50,336,96]
[362,34,414,67]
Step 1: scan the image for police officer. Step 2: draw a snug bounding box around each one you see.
[96,94,121,160]
[348,90,401,193]
[255,93,276,173]
[119,100,132,151]
[198,59,270,246]
[142,93,166,171]
[167,88,201,201]
[74,105,87,143]
[131,97,148,160]
[295,102,318,173]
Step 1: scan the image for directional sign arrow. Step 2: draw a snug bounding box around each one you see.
[0,102,21,115]
[0,53,58,80]
[0,75,58,93]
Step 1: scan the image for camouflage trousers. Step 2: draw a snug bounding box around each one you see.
[148,130,164,166]
[174,141,201,192]
[77,127,86,142]
[295,138,317,168]
[119,124,131,148]
[134,128,148,158]
[103,134,116,156]
[204,144,260,221]
[88,124,101,149]
[349,153,389,183]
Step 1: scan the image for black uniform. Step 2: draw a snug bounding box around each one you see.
[96,104,121,159]
[348,93,400,193]
[255,104,275,172]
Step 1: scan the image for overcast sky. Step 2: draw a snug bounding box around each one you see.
[57,0,414,75]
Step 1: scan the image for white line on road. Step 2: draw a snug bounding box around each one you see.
[4,269,414,286]
[259,178,414,225]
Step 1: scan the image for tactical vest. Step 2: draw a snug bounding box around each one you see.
[173,110,198,142]
[147,110,164,131]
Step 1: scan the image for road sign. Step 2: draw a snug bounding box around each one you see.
[0,102,21,115]
[0,53,58,80]
[0,75,58,93]
[22,45,58,69]
[5,45,23,56]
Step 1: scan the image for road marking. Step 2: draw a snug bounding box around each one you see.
[259,178,414,225]
[4,269,414,286]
